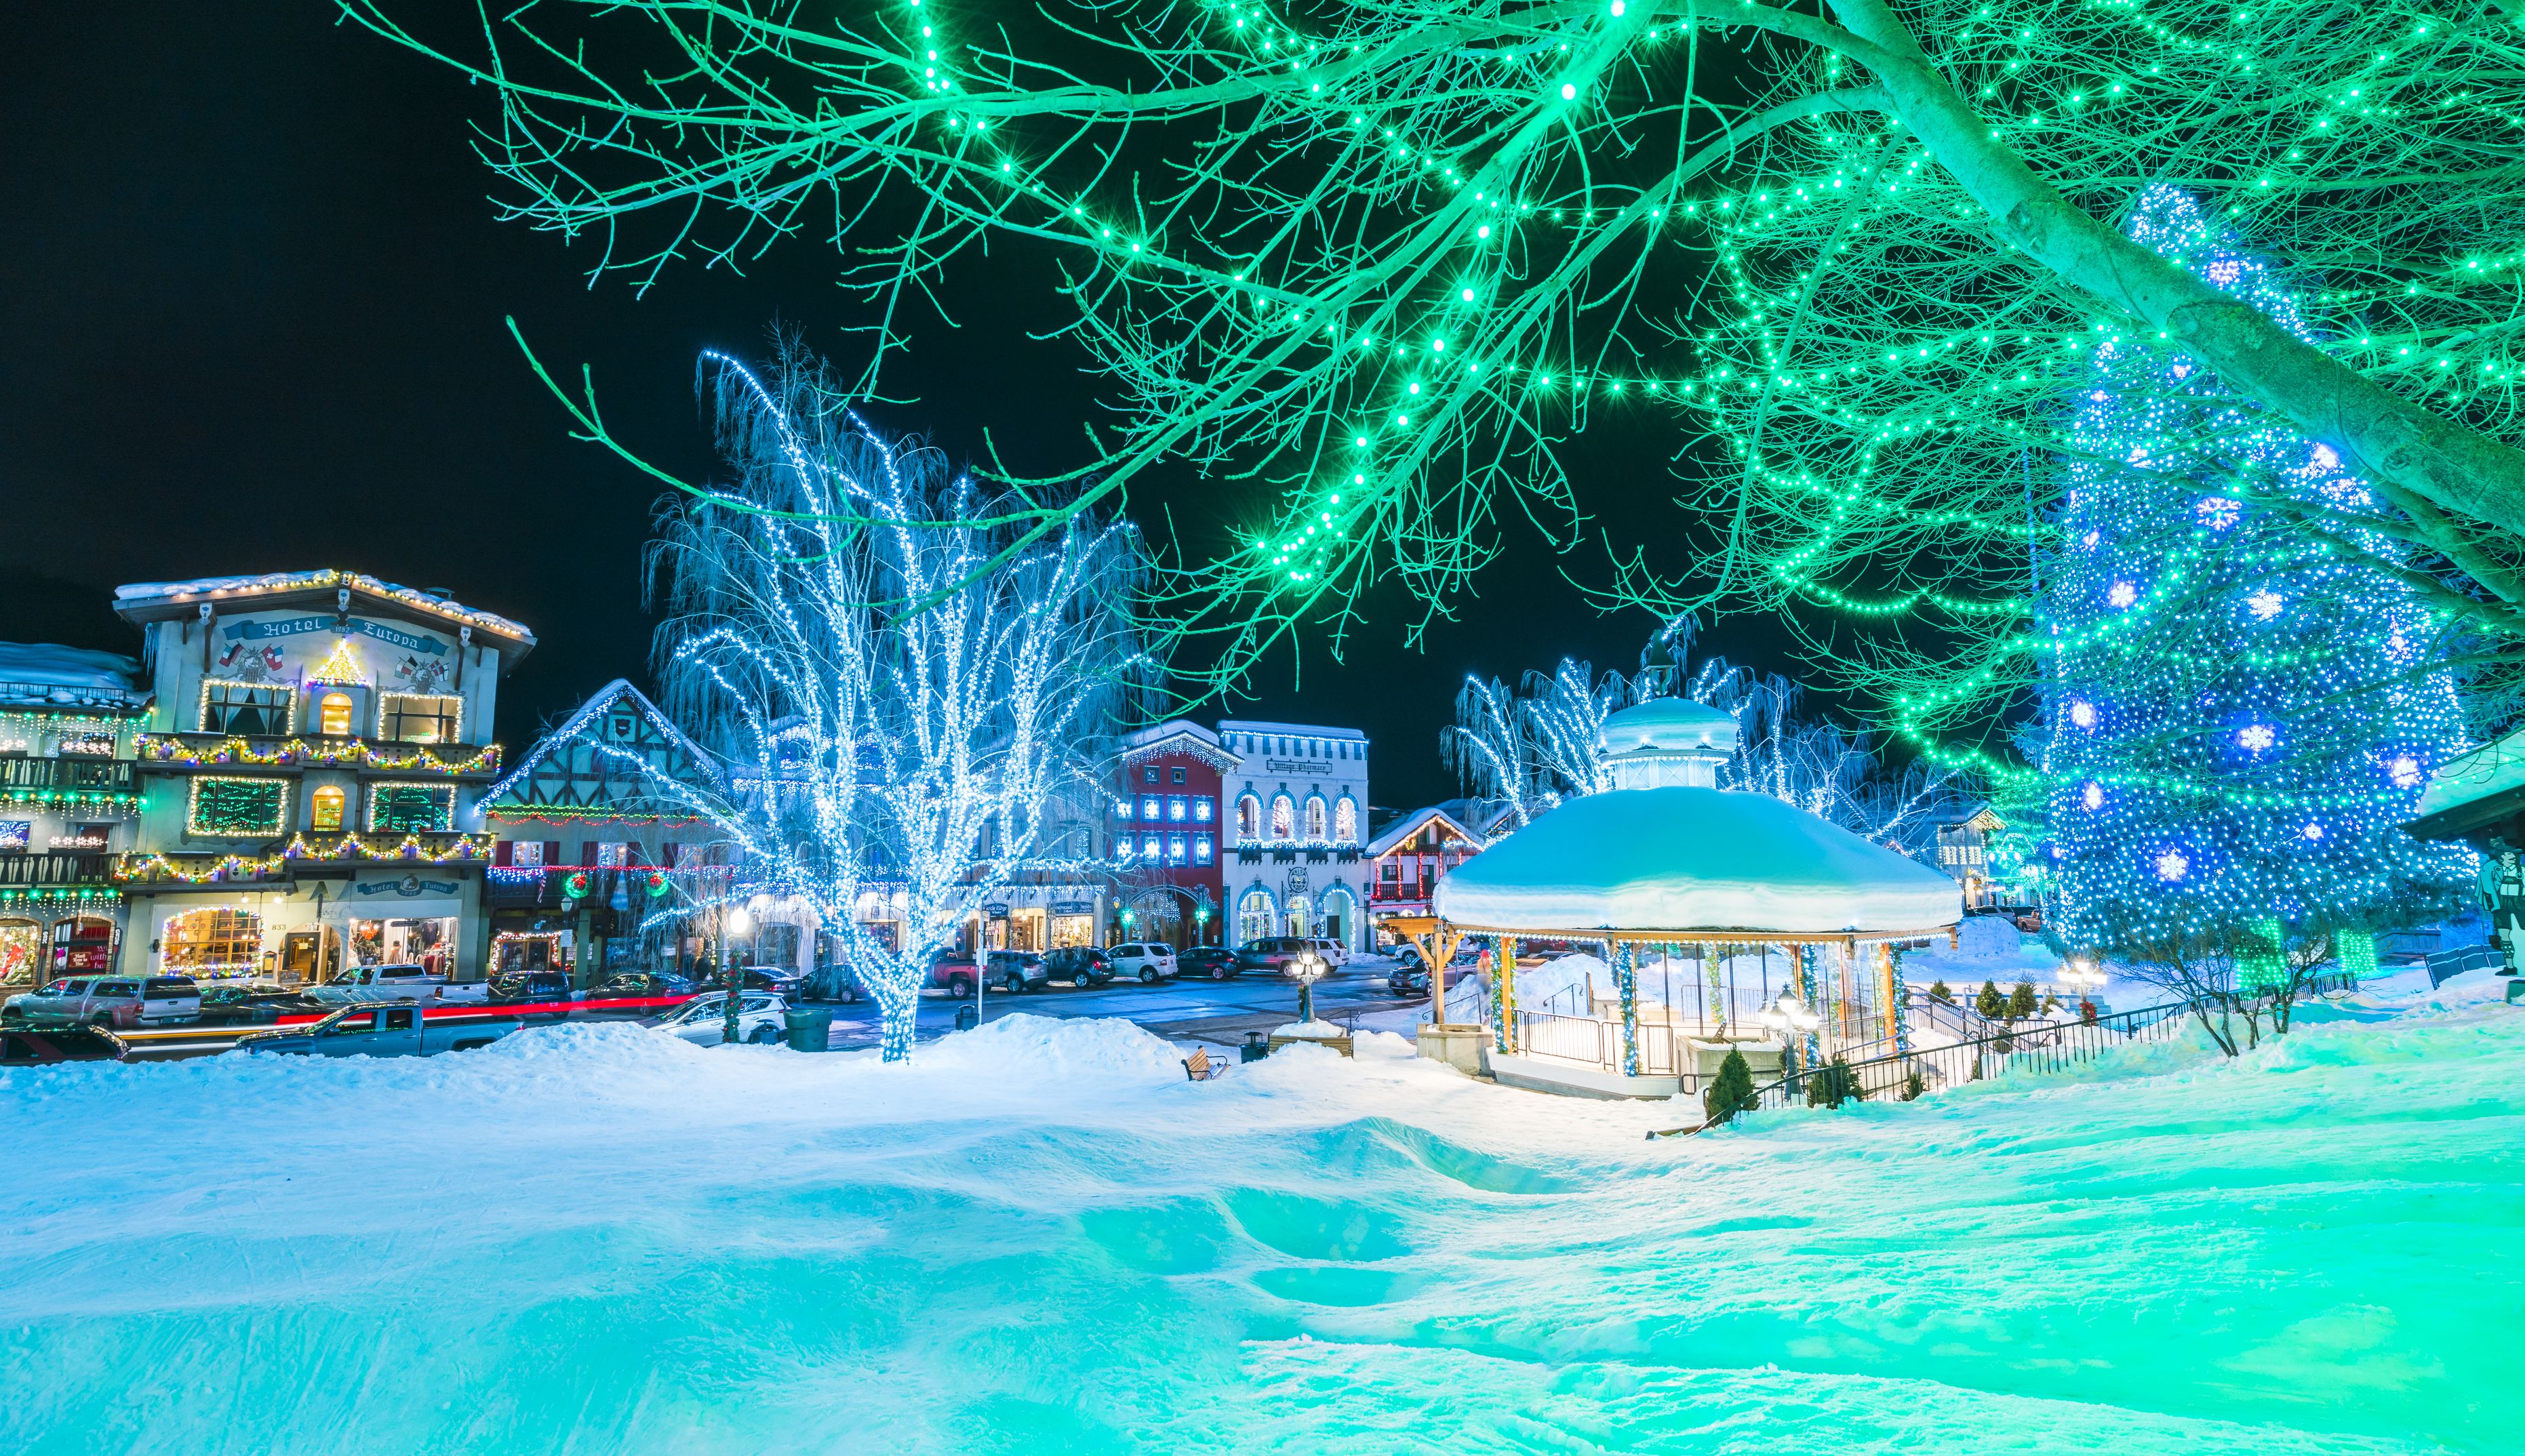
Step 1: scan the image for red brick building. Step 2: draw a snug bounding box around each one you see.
[1111,720,1238,947]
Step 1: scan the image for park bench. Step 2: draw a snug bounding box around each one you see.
[1180,1047,1228,1082]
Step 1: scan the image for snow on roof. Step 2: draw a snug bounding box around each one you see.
[0,642,147,708]
[1366,805,1481,858]
[1601,698,1736,756]
[1121,719,1240,768]
[113,570,534,643]
[1215,719,1368,741]
[2417,727,2525,820]
[1434,786,1961,935]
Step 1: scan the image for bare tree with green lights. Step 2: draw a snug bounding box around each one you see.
[343,0,2525,746]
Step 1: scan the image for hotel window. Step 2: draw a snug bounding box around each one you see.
[380,693,461,744]
[367,783,454,834]
[1305,797,1328,838]
[1168,834,1187,863]
[510,839,545,867]
[317,692,355,736]
[1270,795,1294,838]
[1143,766,1159,784]
[1168,796,1187,822]
[310,785,346,832]
[1237,795,1259,837]
[1141,796,1161,822]
[1141,832,1161,859]
[1334,798,1358,842]
[1170,766,1186,784]
[1193,834,1213,865]
[200,682,292,737]
[596,842,630,868]
[1193,798,1213,824]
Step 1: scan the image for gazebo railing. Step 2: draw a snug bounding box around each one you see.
[1744,971,2362,1112]
[1509,1010,1684,1078]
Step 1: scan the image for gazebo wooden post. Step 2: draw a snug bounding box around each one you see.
[1614,940,1639,1076]
[1495,933,1517,1053]
[1876,942,1907,1053]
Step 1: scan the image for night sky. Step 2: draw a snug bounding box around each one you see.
[3,6,1800,812]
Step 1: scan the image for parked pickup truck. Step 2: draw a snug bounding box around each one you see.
[239,1003,521,1058]
[306,965,490,1007]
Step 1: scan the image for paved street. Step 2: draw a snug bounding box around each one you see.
[812,957,1427,1052]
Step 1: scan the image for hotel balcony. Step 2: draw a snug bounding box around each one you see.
[133,733,503,779]
[0,756,138,806]
[117,832,494,885]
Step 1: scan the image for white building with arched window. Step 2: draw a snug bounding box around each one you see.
[1216,719,1370,954]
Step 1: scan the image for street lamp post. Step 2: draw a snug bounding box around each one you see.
[1291,950,1328,1027]
[722,905,754,1045]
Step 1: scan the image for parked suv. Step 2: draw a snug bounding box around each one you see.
[1304,937,1350,969]
[1106,943,1178,984]
[1237,937,1317,976]
[3,975,199,1029]
[984,950,1052,994]
[1042,946,1114,988]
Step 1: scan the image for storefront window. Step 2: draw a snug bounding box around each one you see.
[49,916,114,974]
[163,908,263,975]
[311,785,346,831]
[0,919,42,985]
[317,692,355,736]
[1236,890,1274,944]
[349,916,454,975]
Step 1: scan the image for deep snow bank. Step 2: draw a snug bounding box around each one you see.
[3,989,2517,1455]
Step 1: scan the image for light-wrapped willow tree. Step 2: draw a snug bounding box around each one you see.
[592,343,1141,1061]
[347,0,2525,754]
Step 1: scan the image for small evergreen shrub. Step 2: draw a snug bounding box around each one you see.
[1703,1048,1757,1127]
[1927,979,1953,1004]
[1902,1068,1926,1101]
[2008,981,2040,1018]
[1975,980,2007,1019]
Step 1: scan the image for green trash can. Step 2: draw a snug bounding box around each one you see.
[783,1006,833,1053]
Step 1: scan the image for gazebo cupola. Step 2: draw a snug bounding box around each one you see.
[1602,697,1735,790]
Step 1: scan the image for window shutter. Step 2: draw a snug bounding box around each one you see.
[545,841,562,866]
[493,839,512,866]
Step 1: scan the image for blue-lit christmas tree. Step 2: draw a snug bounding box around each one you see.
[2040,185,2474,954]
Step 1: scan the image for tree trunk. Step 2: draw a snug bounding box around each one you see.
[1825,0,2525,542]
[869,979,920,1064]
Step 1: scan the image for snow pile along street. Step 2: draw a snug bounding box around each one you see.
[2,985,2518,1453]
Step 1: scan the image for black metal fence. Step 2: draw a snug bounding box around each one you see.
[1749,971,2361,1110]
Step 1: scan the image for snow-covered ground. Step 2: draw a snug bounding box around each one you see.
[3,974,2518,1453]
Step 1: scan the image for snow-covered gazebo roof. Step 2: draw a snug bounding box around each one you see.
[1432,700,1961,941]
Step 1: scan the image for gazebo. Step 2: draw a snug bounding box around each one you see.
[1404,699,1963,1099]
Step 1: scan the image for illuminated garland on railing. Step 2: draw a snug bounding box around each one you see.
[116,833,495,883]
[0,788,136,809]
[0,887,122,908]
[136,733,502,775]
[483,803,707,826]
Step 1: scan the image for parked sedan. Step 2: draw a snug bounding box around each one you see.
[984,950,1052,994]
[586,971,702,1005]
[193,982,323,1026]
[489,969,574,1022]
[642,991,788,1046]
[0,1025,130,1064]
[1041,946,1114,988]
[1385,963,1477,997]
[1106,943,1178,984]
[1177,946,1241,982]
[737,966,806,1000]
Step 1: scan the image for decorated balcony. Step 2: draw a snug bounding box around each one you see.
[134,732,503,778]
[0,756,138,807]
[117,832,494,885]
